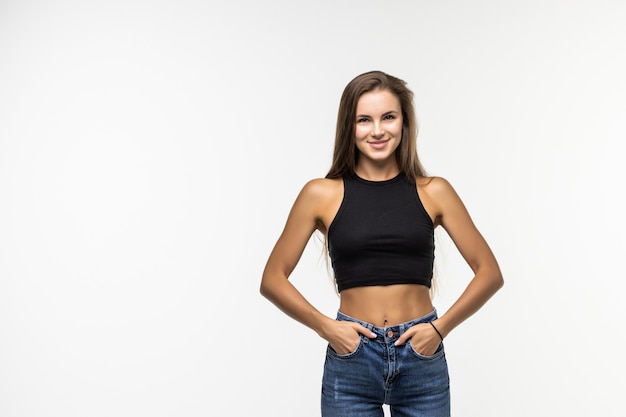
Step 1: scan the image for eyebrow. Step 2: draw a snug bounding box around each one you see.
[355,110,400,118]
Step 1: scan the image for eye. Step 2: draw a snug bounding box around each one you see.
[356,117,369,123]
[383,114,396,120]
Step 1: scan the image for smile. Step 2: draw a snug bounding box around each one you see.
[368,139,390,149]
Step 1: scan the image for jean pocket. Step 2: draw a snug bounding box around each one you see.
[408,341,445,360]
[326,336,364,359]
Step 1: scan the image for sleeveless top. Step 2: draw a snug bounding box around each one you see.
[327,172,435,292]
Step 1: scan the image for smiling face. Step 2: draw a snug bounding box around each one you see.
[354,88,403,170]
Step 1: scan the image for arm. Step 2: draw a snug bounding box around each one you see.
[396,177,503,351]
[260,179,376,353]
[431,177,504,337]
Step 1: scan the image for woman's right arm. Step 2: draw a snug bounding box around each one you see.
[260,179,376,352]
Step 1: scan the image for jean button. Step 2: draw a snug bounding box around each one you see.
[387,330,393,338]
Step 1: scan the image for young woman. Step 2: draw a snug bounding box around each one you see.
[260,70,503,417]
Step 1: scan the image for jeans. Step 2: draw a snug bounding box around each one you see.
[321,309,450,417]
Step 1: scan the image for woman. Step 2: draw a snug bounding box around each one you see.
[260,70,503,417]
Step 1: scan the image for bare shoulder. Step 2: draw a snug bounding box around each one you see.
[416,176,458,200]
[415,176,465,226]
[301,177,343,198]
[303,178,342,194]
[294,177,342,212]
[297,177,343,232]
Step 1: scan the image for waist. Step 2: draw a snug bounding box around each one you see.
[336,308,438,336]
[338,284,433,327]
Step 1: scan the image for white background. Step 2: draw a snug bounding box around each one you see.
[1,1,625,416]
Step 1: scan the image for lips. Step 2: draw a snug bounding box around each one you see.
[368,139,390,149]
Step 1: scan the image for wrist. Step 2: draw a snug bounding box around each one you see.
[429,321,444,341]
[313,315,336,340]
[432,318,450,339]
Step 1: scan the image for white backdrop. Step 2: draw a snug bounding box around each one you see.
[1,1,625,416]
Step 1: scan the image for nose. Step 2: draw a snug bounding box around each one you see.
[371,123,385,138]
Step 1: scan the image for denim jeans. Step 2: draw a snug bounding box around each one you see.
[321,310,450,417]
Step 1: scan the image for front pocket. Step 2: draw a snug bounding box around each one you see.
[408,341,445,360]
[326,336,364,359]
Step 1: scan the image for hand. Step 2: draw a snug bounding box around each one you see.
[322,320,377,355]
[394,322,441,356]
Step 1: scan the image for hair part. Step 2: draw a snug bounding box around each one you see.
[325,70,427,180]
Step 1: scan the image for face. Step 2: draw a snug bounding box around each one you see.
[354,89,403,167]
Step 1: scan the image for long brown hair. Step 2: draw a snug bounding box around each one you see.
[322,71,435,294]
[325,70,427,180]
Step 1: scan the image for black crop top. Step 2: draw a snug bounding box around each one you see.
[327,172,435,292]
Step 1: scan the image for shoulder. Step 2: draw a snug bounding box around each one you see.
[415,176,465,223]
[416,176,457,199]
[302,177,342,194]
[289,178,343,231]
[295,177,343,207]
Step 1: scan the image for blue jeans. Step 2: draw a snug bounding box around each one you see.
[321,310,450,417]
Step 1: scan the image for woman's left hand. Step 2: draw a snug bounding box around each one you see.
[394,322,442,356]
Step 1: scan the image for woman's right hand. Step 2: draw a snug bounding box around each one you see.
[322,320,377,355]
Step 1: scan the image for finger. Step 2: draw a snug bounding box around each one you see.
[355,324,377,338]
[394,332,410,346]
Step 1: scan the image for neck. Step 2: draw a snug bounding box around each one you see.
[355,162,400,182]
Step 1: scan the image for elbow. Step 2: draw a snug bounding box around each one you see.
[259,273,279,301]
[483,258,504,292]
[473,261,504,293]
[477,263,503,294]
[259,277,271,299]
[493,270,504,292]
[260,261,292,301]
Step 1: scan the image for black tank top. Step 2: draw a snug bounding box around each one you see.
[327,172,434,292]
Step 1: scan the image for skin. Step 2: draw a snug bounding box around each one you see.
[260,89,503,357]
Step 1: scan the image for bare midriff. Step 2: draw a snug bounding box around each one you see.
[338,284,434,328]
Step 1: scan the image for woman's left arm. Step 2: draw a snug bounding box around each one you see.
[428,176,504,338]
